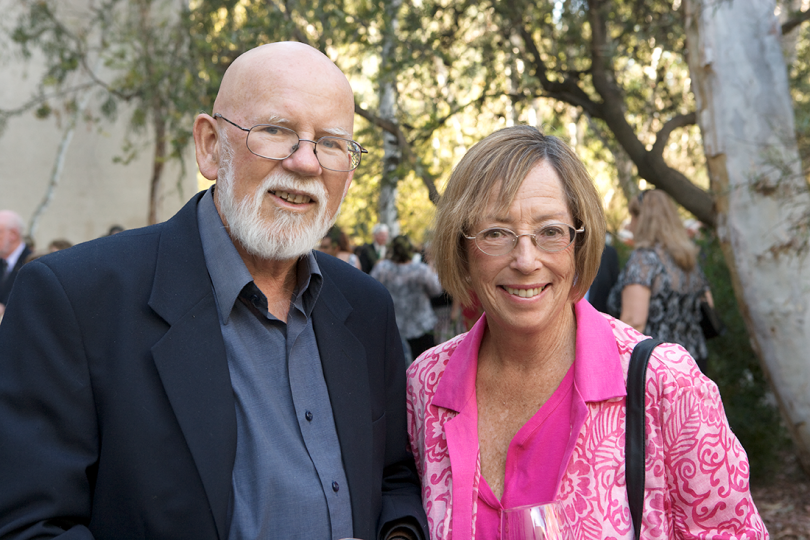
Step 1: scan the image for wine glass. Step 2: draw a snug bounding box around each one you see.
[501,500,573,540]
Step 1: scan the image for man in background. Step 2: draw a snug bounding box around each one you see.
[0,42,425,540]
[0,210,32,317]
[358,222,390,273]
[587,241,620,314]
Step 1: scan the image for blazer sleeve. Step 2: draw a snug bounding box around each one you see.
[377,297,429,540]
[0,261,99,539]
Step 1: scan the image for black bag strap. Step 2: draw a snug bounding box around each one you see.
[626,338,663,540]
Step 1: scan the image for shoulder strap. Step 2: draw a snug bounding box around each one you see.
[626,338,663,540]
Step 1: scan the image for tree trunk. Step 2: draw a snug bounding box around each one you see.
[377,0,403,237]
[686,0,810,473]
[148,114,166,225]
[28,89,94,237]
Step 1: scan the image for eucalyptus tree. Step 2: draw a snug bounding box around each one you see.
[686,0,810,473]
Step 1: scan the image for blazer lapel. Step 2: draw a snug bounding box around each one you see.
[311,269,373,532]
[148,194,236,540]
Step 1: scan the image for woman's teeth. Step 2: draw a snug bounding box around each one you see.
[273,190,312,204]
[504,285,547,298]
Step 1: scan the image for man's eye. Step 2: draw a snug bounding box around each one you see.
[259,126,283,136]
[319,137,344,151]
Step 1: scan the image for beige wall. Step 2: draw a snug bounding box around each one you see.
[0,0,198,251]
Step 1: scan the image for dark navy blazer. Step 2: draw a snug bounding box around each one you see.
[0,192,427,540]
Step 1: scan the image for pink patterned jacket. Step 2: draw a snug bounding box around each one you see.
[406,300,767,539]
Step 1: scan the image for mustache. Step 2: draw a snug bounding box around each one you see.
[258,172,327,205]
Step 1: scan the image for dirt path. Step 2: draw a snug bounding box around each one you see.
[750,451,810,539]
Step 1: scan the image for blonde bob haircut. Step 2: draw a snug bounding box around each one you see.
[431,125,606,307]
[629,189,698,271]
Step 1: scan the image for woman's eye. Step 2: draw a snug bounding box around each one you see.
[540,226,565,238]
[483,229,509,240]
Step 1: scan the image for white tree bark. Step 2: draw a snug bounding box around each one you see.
[27,89,92,238]
[377,0,403,238]
[686,0,810,472]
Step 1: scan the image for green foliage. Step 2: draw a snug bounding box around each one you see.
[697,233,791,481]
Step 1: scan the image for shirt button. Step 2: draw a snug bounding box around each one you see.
[305,410,313,422]
[332,481,340,492]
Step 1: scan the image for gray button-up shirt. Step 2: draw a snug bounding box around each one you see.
[197,188,352,539]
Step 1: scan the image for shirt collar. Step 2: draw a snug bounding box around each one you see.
[572,299,626,401]
[3,241,26,274]
[433,299,625,413]
[196,187,322,324]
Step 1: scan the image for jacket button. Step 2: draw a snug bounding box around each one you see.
[332,481,339,492]
[305,410,313,422]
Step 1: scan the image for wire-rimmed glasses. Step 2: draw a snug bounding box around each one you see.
[465,223,585,256]
[213,113,368,172]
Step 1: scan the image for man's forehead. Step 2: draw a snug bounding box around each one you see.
[215,44,355,134]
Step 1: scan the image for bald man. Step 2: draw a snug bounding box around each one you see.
[0,43,427,540]
[0,210,32,314]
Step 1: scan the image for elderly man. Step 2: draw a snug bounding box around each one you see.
[0,43,426,540]
[357,223,390,273]
[0,210,33,316]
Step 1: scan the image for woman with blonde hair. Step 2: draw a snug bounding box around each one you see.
[407,127,763,538]
[608,189,713,371]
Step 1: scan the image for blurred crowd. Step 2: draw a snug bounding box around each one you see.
[4,192,716,373]
[0,210,125,322]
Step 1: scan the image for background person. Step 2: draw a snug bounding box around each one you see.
[372,235,443,364]
[407,125,765,538]
[319,225,362,269]
[48,238,74,252]
[607,189,713,372]
[0,42,426,540]
[0,210,33,315]
[585,240,619,314]
[358,222,389,273]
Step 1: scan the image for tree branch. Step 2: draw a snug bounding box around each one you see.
[517,26,604,118]
[651,112,697,158]
[782,8,810,35]
[354,103,441,204]
[0,82,96,120]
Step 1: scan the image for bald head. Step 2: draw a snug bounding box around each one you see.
[213,42,355,129]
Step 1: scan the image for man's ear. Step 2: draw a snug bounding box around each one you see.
[341,170,355,200]
[193,113,220,180]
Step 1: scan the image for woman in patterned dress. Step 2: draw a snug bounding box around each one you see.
[406,125,766,539]
[372,235,443,363]
[607,190,713,372]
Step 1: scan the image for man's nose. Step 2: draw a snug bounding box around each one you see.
[283,139,322,176]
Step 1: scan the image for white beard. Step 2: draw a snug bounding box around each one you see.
[216,140,339,261]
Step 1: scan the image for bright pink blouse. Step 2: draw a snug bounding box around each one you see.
[476,363,576,538]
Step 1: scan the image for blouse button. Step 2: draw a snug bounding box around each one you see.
[305,410,313,422]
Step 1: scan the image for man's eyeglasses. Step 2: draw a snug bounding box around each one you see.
[213,113,368,172]
[465,223,585,256]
